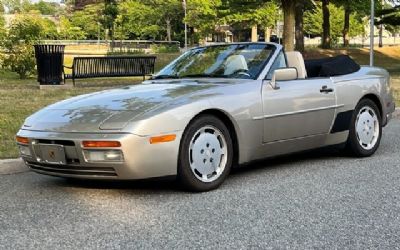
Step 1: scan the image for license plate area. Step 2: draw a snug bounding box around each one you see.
[37,144,67,165]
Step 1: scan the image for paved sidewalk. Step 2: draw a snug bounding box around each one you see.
[0,158,28,175]
[394,107,400,118]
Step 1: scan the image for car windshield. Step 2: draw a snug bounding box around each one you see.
[154,43,275,80]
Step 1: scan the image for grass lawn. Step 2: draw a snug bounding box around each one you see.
[0,48,399,159]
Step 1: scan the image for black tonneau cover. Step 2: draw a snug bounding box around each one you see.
[305,55,360,78]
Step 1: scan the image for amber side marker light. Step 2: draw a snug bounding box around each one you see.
[16,136,29,144]
[82,141,121,148]
[149,134,176,144]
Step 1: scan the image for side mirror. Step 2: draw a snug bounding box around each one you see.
[270,68,298,90]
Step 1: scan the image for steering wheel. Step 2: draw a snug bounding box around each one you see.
[230,68,251,78]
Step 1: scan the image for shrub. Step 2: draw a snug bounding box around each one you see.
[107,49,145,55]
[1,44,36,79]
[150,44,180,53]
[0,13,57,79]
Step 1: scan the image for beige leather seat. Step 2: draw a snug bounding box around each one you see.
[224,55,248,75]
[285,51,307,79]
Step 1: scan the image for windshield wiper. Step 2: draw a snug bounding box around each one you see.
[180,74,228,78]
[151,75,180,80]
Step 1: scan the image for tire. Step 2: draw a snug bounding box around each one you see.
[346,99,382,157]
[178,115,233,192]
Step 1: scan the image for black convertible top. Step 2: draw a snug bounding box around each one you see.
[304,55,360,78]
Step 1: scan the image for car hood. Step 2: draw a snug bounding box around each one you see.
[23,79,239,132]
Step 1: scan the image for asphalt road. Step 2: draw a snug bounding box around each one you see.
[1,118,400,250]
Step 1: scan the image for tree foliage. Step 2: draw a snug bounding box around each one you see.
[115,0,159,40]
[376,5,400,26]
[70,4,103,39]
[59,16,86,40]
[1,0,60,15]
[186,0,221,37]
[32,0,59,15]
[0,14,57,78]
[305,2,364,45]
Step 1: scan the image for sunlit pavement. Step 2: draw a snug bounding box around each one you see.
[1,118,399,249]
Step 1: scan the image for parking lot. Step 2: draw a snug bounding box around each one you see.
[1,117,399,249]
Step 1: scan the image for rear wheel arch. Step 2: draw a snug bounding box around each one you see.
[360,94,383,119]
[345,98,382,157]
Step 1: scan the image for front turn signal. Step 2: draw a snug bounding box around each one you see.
[82,141,121,148]
[149,134,176,144]
[16,136,29,144]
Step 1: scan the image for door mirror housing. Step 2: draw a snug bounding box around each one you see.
[270,68,298,90]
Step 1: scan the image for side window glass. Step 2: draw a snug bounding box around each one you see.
[266,52,287,79]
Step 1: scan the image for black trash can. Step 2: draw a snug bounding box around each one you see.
[34,45,65,85]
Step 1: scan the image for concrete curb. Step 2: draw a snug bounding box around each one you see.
[394,107,400,119]
[0,158,29,175]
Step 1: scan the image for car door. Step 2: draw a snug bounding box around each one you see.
[262,77,337,143]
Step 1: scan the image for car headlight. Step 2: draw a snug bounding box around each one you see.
[18,145,32,157]
[83,150,124,162]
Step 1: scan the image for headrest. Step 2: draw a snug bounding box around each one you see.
[285,51,307,79]
[224,55,248,75]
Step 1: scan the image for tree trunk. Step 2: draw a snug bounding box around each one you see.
[343,6,350,47]
[166,18,172,42]
[265,27,271,42]
[321,0,331,49]
[251,25,258,42]
[379,24,383,47]
[111,22,115,52]
[281,0,296,51]
[295,1,304,52]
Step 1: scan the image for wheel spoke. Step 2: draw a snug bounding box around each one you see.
[188,125,228,183]
[355,106,380,150]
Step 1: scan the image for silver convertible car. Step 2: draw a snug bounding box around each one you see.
[17,43,395,191]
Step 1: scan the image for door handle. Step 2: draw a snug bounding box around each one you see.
[320,85,334,93]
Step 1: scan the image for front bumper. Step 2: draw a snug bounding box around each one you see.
[17,129,182,180]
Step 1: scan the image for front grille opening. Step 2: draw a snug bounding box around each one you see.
[26,161,118,177]
[66,158,80,164]
[37,139,75,146]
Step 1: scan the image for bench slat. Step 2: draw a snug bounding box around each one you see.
[64,56,156,85]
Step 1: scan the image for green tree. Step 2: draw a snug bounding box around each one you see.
[103,0,118,42]
[209,0,278,44]
[333,0,370,47]
[70,4,103,39]
[32,1,58,15]
[59,16,86,40]
[376,5,400,26]
[304,3,364,46]
[1,0,22,13]
[295,0,314,52]
[1,14,54,78]
[142,0,184,42]
[0,13,5,47]
[115,0,159,40]
[186,0,221,38]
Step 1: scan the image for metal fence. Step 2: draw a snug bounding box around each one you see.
[40,40,180,47]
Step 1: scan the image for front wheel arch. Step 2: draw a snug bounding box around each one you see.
[182,109,240,167]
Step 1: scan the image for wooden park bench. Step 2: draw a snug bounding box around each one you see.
[63,56,156,86]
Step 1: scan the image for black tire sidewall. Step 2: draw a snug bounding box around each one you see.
[178,115,234,192]
[347,99,382,157]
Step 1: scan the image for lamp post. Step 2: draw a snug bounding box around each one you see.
[370,0,375,67]
[182,0,188,51]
